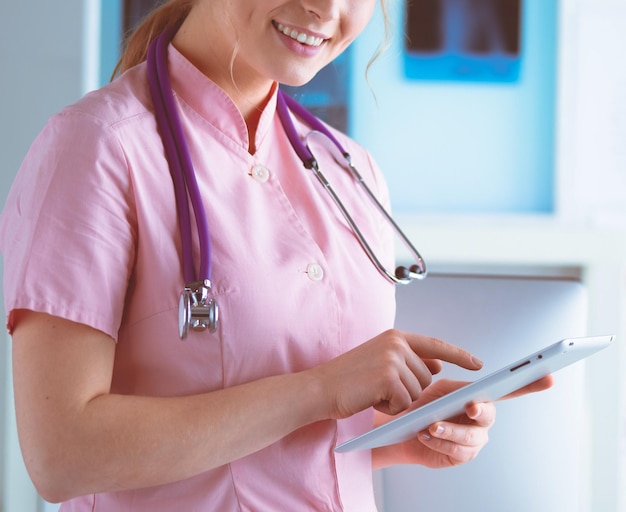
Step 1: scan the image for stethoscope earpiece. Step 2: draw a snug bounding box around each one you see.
[395,265,428,283]
[395,266,411,281]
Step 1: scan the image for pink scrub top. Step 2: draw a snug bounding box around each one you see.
[0,43,396,511]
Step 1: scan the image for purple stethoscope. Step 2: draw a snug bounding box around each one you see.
[147,28,427,340]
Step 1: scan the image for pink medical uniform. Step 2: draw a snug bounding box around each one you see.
[0,43,396,511]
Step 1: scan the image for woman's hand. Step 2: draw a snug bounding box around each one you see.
[306,329,484,421]
[386,379,497,469]
[373,376,554,469]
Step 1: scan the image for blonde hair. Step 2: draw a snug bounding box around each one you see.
[366,0,391,81]
[111,0,195,79]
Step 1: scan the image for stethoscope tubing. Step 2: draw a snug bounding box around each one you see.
[278,91,346,167]
[148,27,213,284]
[147,27,427,338]
[277,92,427,283]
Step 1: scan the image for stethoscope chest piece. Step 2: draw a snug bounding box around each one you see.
[178,280,219,339]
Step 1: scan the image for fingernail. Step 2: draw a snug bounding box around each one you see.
[472,355,484,367]
[421,433,431,441]
[473,405,483,418]
[435,425,445,435]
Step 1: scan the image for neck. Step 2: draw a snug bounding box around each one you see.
[172,9,274,153]
[239,87,275,154]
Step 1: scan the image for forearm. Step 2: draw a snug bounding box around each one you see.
[13,312,487,501]
[21,371,324,502]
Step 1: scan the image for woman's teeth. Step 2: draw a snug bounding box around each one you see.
[275,23,324,47]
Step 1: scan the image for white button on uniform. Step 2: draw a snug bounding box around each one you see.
[306,263,324,282]
[251,164,270,183]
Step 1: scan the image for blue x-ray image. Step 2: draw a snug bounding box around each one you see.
[404,0,522,82]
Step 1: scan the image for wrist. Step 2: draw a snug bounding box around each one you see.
[293,367,333,425]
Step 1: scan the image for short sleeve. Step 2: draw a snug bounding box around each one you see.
[0,109,137,340]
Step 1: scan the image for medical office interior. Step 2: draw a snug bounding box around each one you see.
[1,0,625,511]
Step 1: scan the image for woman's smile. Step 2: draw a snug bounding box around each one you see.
[273,21,326,47]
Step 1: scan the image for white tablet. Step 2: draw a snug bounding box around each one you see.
[335,335,614,453]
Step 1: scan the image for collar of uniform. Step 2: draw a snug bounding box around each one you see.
[166,43,278,154]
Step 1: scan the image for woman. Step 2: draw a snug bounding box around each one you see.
[0,0,550,510]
